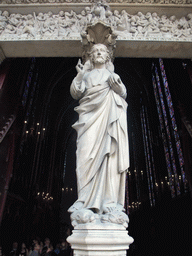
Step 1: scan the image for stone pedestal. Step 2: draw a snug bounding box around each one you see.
[67,222,134,256]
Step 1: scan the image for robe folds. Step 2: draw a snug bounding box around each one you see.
[70,68,129,214]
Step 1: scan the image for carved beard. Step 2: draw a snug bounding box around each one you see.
[93,56,106,64]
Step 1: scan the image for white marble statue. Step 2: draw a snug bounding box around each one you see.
[69,43,129,227]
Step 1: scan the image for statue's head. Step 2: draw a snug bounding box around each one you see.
[59,11,64,17]
[89,44,110,65]
[88,43,114,72]
[187,13,192,20]
[27,14,33,20]
[2,11,9,17]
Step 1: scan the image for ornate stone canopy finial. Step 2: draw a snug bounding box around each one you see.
[81,0,117,63]
[81,22,117,63]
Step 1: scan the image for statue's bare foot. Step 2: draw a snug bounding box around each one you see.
[102,203,117,213]
[101,209,129,228]
[116,203,125,212]
[102,203,124,214]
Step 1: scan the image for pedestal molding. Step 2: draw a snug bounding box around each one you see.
[67,223,134,256]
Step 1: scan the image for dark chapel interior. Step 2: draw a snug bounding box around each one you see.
[0,56,192,256]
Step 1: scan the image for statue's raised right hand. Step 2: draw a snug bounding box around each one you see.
[76,59,91,74]
[76,59,84,73]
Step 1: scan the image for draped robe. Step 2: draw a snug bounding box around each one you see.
[70,68,129,214]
